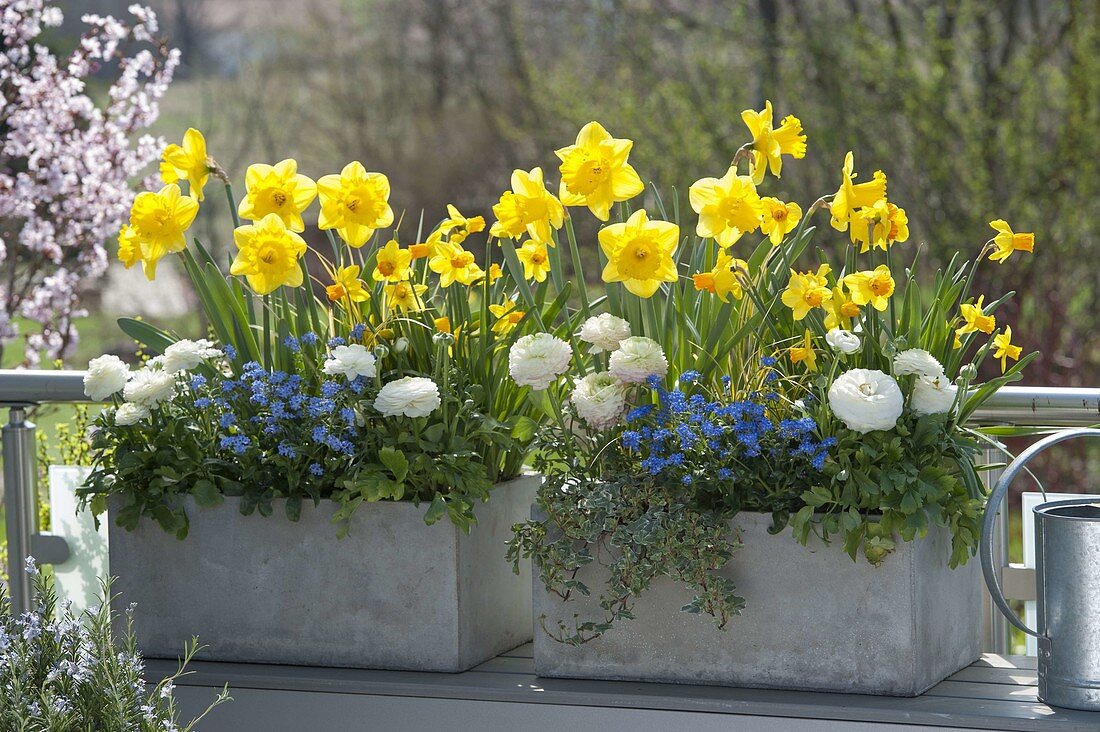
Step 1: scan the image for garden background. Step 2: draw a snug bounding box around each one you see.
[4,0,1099,586]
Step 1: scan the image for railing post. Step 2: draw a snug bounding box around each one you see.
[3,406,38,613]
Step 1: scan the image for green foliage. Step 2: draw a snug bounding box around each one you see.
[509,465,745,645]
[510,377,832,641]
[80,350,516,537]
[0,561,228,730]
[791,413,986,568]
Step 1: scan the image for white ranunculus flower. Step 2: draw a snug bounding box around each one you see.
[828,369,904,433]
[893,348,944,379]
[571,372,628,430]
[323,344,377,380]
[911,372,959,416]
[608,336,668,384]
[578,313,632,353]
[509,333,573,390]
[114,402,151,426]
[122,368,176,408]
[84,355,129,400]
[160,339,221,374]
[373,376,441,418]
[825,328,861,355]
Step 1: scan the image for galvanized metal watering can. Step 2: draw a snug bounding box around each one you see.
[981,427,1100,711]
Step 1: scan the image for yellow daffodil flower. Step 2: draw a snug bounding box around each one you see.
[434,316,452,333]
[490,167,564,245]
[782,264,832,320]
[516,240,552,283]
[824,286,861,330]
[317,161,395,248]
[238,159,317,233]
[127,183,200,280]
[486,263,504,283]
[385,281,428,312]
[489,299,526,334]
[992,325,1022,373]
[372,239,413,283]
[741,101,807,184]
[438,204,485,246]
[158,160,178,185]
[691,250,747,302]
[956,294,996,336]
[788,330,817,372]
[429,241,484,287]
[759,197,802,246]
[850,198,909,253]
[409,242,431,260]
[161,128,211,201]
[555,121,645,221]
[689,167,764,247]
[117,225,142,270]
[988,220,1035,263]
[830,152,887,232]
[598,208,679,298]
[229,213,307,295]
[326,265,370,303]
[843,265,895,312]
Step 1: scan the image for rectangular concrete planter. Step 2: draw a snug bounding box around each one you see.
[108,475,539,671]
[534,511,982,696]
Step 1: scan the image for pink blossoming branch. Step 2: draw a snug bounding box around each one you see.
[0,1,179,366]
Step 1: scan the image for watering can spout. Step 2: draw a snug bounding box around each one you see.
[980,427,1100,711]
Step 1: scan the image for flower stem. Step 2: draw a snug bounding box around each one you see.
[223,182,241,229]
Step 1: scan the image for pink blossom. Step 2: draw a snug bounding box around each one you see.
[0,0,178,365]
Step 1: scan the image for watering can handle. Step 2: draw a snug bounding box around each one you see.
[980,427,1100,639]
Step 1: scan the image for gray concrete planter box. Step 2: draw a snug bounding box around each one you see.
[534,511,982,696]
[108,475,539,671]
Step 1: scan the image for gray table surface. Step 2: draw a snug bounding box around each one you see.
[149,645,1100,731]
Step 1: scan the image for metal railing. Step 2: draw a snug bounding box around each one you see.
[1,370,1098,645]
[1,370,89,611]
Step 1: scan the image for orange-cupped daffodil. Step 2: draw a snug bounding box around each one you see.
[692,250,748,302]
[516,240,551,283]
[988,220,1035,263]
[372,239,412,283]
[843,265,895,312]
[759,197,802,246]
[956,294,997,336]
[782,264,832,320]
[429,241,483,287]
[326,265,370,304]
[788,330,818,372]
[850,198,909,253]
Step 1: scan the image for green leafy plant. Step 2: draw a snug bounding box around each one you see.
[509,373,833,642]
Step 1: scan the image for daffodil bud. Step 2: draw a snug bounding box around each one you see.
[393,337,409,354]
[433,331,455,346]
